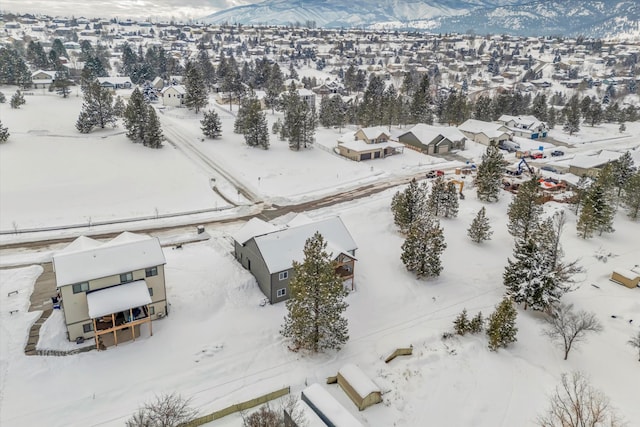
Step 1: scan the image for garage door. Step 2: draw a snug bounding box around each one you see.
[360,153,371,160]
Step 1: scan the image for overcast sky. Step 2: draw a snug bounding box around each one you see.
[1,0,257,21]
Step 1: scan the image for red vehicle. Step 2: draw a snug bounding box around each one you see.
[530,151,544,159]
[426,170,445,178]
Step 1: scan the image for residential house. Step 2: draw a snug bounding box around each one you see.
[497,114,549,139]
[161,85,186,107]
[52,232,167,348]
[397,124,466,154]
[231,216,357,304]
[31,69,56,89]
[337,126,405,161]
[151,76,164,90]
[568,150,624,177]
[97,76,132,90]
[458,119,512,146]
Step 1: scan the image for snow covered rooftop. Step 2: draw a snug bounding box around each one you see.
[338,364,380,398]
[53,232,165,287]
[302,383,363,427]
[230,217,283,245]
[338,139,405,152]
[86,280,152,318]
[458,119,510,136]
[398,123,467,143]
[254,216,357,274]
[161,84,186,94]
[569,150,623,169]
[359,126,390,140]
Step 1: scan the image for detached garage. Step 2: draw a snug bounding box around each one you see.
[610,269,640,289]
[337,364,382,411]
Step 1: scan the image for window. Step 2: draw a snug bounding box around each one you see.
[72,282,89,294]
[145,267,158,277]
[148,287,154,297]
[276,288,286,298]
[149,306,155,315]
[83,323,93,333]
[278,271,288,281]
[120,272,133,283]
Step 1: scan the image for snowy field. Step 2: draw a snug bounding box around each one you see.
[1,89,639,427]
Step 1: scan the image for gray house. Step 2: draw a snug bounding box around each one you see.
[231,216,358,304]
[397,124,467,154]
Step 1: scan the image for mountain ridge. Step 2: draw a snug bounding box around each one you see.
[201,0,639,37]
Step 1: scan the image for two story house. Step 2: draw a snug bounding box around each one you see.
[52,232,167,349]
[231,216,357,304]
[337,126,405,161]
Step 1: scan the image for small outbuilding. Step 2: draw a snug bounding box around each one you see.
[337,364,382,411]
[301,383,363,427]
[610,269,640,289]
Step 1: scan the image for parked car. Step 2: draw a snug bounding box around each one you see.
[530,151,545,159]
[541,165,559,174]
[426,170,445,178]
[551,150,565,157]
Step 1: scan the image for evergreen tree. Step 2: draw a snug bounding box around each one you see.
[507,177,542,241]
[474,145,504,202]
[123,88,148,143]
[400,216,446,279]
[409,74,433,124]
[0,120,9,143]
[427,176,447,217]
[454,309,470,335]
[442,182,459,218]
[358,75,385,126]
[547,106,557,129]
[184,61,209,114]
[10,90,25,109]
[530,93,548,122]
[577,178,615,238]
[200,110,222,139]
[281,82,316,150]
[281,232,349,353]
[0,92,5,103]
[622,171,640,220]
[486,298,518,351]
[611,151,636,198]
[143,106,163,148]
[503,238,561,312]
[562,95,581,136]
[469,312,484,334]
[75,80,116,133]
[52,68,72,98]
[113,96,125,117]
[236,94,269,149]
[587,101,603,126]
[473,95,493,122]
[391,178,428,233]
[467,207,493,243]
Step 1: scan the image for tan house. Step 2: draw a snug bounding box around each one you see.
[52,232,167,349]
[161,85,186,107]
[610,269,640,289]
[31,69,56,89]
[397,124,467,154]
[337,364,382,411]
[337,126,405,161]
[458,119,512,146]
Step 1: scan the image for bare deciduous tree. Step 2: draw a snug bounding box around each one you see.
[537,371,624,427]
[629,331,640,362]
[543,303,602,360]
[242,405,280,427]
[126,393,197,427]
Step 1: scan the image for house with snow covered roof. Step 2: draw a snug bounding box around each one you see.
[337,127,405,161]
[231,216,357,304]
[96,76,132,90]
[161,84,186,107]
[397,123,466,154]
[497,114,548,139]
[31,69,57,89]
[458,119,512,146]
[568,150,625,177]
[52,232,167,349]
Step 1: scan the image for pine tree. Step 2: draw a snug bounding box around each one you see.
[281,232,349,353]
[123,88,148,143]
[622,171,640,220]
[401,216,447,279]
[281,82,316,150]
[454,309,470,335]
[442,182,459,218]
[184,61,209,114]
[0,120,9,143]
[113,96,125,117]
[10,90,25,109]
[474,145,504,202]
[469,312,484,334]
[467,207,493,243]
[410,74,433,124]
[391,178,428,233]
[562,95,581,136]
[486,298,518,351]
[473,95,493,122]
[0,91,5,103]
[52,68,72,98]
[507,177,542,241]
[577,180,615,238]
[611,151,636,198]
[427,176,447,217]
[75,80,116,133]
[530,93,548,122]
[143,106,163,148]
[200,110,222,139]
[503,238,561,312]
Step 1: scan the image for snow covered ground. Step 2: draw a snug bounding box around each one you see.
[0,90,639,427]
